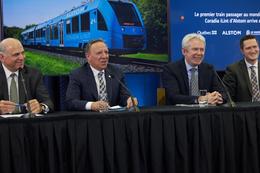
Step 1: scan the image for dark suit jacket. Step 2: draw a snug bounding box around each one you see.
[223,59,259,102]
[0,64,54,111]
[162,58,225,105]
[65,63,130,110]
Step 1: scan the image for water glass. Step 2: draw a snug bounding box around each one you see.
[199,89,208,107]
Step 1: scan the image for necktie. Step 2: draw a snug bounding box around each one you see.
[250,66,260,102]
[190,68,199,96]
[98,71,107,101]
[10,73,20,113]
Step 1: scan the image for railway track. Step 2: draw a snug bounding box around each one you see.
[25,46,165,73]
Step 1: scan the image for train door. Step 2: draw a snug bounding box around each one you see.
[46,26,50,46]
[59,21,64,46]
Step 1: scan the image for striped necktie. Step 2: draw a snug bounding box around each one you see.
[250,66,260,102]
[190,68,199,96]
[98,71,107,101]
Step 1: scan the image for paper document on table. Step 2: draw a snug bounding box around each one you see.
[175,104,201,107]
[0,114,44,118]
[108,105,127,111]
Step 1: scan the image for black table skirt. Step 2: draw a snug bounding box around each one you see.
[0,103,260,173]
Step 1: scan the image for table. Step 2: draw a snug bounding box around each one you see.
[0,103,260,173]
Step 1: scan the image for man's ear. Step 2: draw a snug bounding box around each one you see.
[0,53,4,62]
[85,52,89,61]
[181,48,186,55]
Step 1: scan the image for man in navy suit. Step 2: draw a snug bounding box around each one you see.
[223,35,260,102]
[162,33,225,105]
[66,39,137,111]
[0,38,53,114]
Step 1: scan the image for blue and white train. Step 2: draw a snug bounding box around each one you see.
[21,0,146,54]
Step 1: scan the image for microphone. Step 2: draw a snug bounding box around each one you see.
[211,67,236,107]
[19,68,35,118]
[107,70,140,112]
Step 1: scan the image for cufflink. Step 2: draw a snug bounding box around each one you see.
[41,104,49,114]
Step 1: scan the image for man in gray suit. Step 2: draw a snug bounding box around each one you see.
[0,38,53,114]
[223,35,260,102]
[66,39,137,112]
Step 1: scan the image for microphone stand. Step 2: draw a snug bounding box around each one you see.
[19,69,35,118]
[213,70,236,107]
[107,70,139,112]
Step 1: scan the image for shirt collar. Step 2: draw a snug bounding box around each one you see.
[185,59,198,72]
[89,65,105,77]
[1,64,19,79]
[244,59,258,69]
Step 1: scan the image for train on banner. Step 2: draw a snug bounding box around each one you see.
[21,0,146,54]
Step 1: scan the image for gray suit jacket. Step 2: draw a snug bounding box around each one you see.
[223,59,260,102]
[65,63,130,110]
[0,64,54,111]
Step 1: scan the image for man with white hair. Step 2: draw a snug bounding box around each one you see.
[162,33,225,105]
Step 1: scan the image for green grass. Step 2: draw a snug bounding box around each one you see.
[122,53,168,62]
[25,51,80,75]
[24,51,167,75]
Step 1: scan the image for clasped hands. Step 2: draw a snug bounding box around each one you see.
[0,99,43,114]
[198,91,223,105]
[91,97,138,112]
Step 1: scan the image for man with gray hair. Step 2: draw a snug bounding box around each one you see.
[66,39,137,112]
[162,33,225,105]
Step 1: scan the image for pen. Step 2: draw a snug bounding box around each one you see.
[15,103,25,107]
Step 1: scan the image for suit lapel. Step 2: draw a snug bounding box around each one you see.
[257,61,260,86]
[180,59,189,93]
[0,64,9,100]
[240,60,252,94]
[86,64,99,100]
[198,65,204,90]
[18,71,26,103]
[105,69,112,103]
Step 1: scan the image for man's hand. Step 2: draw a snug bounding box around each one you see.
[0,100,16,114]
[207,91,223,105]
[27,99,42,113]
[126,97,138,109]
[91,101,109,112]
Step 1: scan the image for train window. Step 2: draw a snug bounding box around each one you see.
[66,20,71,34]
[36,30,39,38]
[109,2,141,26]
[53,25,58,39]
[50,26,53,40]
[42,29,45,38]
[29,32,33,39]
[97,10,108,31]
[72,16,79,33]
[81,12,90,32]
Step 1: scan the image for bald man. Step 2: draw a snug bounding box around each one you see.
[0,38,53,115]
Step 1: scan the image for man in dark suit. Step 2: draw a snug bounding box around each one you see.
[162,33,225,105]
[66,39,137,111]
[0,38,53,114]
[223,35,260,102]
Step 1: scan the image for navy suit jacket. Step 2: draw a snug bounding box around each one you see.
[65,63,130,110]
[162,58,225,105]
[223,59,260,102]
[0,64,54,111]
